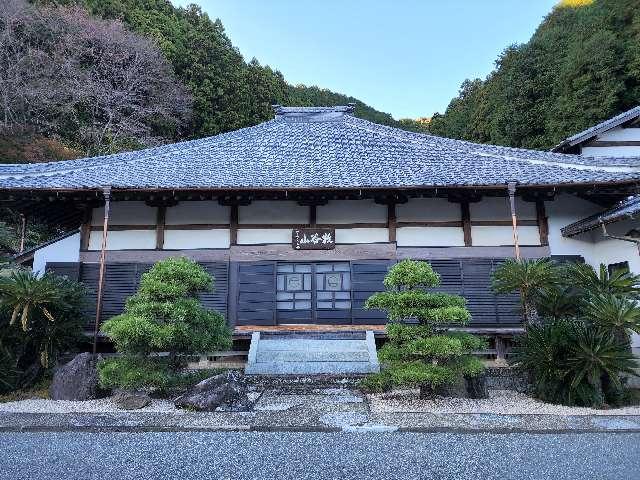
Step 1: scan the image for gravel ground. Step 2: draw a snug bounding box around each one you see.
[1,431,639,480]
[368,389,640,415]
[2,388,639,416]
[0,398,181,413]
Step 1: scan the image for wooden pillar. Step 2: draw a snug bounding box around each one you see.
[80,207,92,251]
[229,204,239,246]
[536,200,549,246]
[461,201,472,247]
[93,186,111,354]
[309,204,317,227]
[387,203,397,243]
[156,206,166,250]
[507,182,521,260]
[18,213,27,253]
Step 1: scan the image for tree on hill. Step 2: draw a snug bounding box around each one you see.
[428,0,639,150]
[38,0,400,139]
[1,0,191,154]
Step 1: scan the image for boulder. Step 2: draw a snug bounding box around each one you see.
[50,352,104,401]
[174,371,253,412]
[112,390,151,410]
[465,374,489,399]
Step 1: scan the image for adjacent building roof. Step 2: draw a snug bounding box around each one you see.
[552,106,640,153]
[0,106,639,191]
[561,196,640,237]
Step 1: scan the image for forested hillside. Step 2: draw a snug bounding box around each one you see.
[0,0,400,162]
[428,0,640,149]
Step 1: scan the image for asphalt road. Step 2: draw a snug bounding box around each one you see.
[1,431,639,480]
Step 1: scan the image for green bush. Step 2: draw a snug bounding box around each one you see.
[513,319,637,407]
[99,257,232,390]
[361,260,485,396]
[492,259,640,407]
[0,271,87,393]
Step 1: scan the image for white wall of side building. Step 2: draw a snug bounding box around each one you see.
[547,194,640,348]
[580,127,640,157]
[32,233,80,276]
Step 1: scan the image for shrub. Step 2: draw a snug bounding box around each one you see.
[99,257,232,390]
[513,319,637,408]
[491,258,559,326]
[0,271,87,393]
[361,260,485,397]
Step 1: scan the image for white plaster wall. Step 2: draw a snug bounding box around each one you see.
[471,225,540,246]
[546,195,600,262]
[581,127,640,157]
[165,201,229,225]
[582,146,640,157]
[317,199,386,224]
[397,198,460,222]
[89,230,156,250]
[396,227,465,247]
[163,229,230,249]
[91,201,156,226]
[237,228,292,244]
[335,228,388,244]
[32,233,80,276]
[471,197,537,221]
[547,195,640,347]
[597,127,640,141]
[239,201,307,225]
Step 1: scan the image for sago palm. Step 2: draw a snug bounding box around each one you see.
[0,271,61,331]
[583,293,640,347]
[568,263,640,299]
[491,258,559,326]
[566,326,638,407]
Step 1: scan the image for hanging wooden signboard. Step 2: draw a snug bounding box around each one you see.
[292,228,336,250]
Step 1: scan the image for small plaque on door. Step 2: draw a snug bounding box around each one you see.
[292,228,336,250]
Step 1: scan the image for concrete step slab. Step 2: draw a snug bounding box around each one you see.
[256,350,371,363]
[245,331,380,376]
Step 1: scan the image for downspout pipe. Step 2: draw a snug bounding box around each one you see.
[507,182,521,260]
[93,186,111,354]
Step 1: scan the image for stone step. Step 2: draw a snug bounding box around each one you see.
[245,331,380,375]
[256,350,371,363]
[257,339,369,352]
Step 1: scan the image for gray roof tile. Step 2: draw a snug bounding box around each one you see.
[0,107,639,190]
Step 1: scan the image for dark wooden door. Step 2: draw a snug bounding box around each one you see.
[275,262,352,324]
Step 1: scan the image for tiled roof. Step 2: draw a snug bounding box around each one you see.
[0,106,639,191]
[561,196,640,237]
[552,106,640,153]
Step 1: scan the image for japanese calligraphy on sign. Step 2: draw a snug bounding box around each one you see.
[292,228,335,250]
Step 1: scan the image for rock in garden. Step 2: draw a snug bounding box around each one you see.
[112,390,151,410]
[50,352,103,401]
[174,371,252,412]
[465,374,489,399]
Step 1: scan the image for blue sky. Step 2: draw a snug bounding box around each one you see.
[172,1,559,119]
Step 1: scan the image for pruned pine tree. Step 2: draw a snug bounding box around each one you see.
[99,257,231,390]
[363,260,486,398]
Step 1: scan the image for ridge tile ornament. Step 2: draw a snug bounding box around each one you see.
[292,228,335,250]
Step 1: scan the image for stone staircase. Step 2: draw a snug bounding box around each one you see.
[245,331,380,375]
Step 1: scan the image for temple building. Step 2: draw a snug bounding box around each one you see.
[1,105,639,350]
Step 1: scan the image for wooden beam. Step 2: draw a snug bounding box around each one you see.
[309,204,317,227]
[230,204,238,246]
[156,206,166,250]
[536,200,549,246]
[387,203,397,243]
[461,201,472,247]
[93,186,111,354]
[586,140,640,147]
